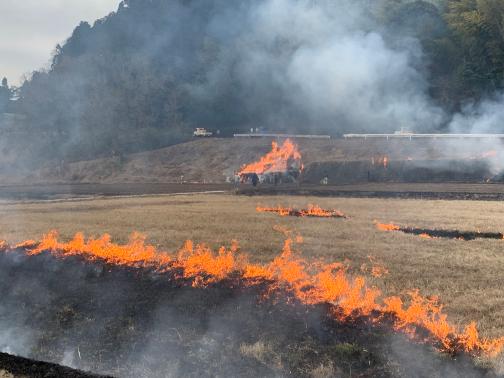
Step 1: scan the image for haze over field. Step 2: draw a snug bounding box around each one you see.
[1,0,504,170]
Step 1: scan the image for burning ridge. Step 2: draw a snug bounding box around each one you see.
[2,231,504,358]
[239,138,303,176]
[376,222,504,241]
[256,204,347,218]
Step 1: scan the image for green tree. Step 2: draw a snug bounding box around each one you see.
[445,0,504,97]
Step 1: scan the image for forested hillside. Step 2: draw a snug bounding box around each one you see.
[4,0,504,163]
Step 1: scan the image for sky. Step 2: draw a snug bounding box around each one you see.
[0,0,120,86]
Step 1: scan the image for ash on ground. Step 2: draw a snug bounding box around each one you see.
[0,251,498,378]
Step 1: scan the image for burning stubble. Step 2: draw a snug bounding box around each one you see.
[256,204,347,218]
[238,138,303,185]
[2,195,504,375]
[3,230,504,357]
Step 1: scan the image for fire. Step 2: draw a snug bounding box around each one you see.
[257,205,293,217]
[28,231,172,268]
[257,204,346,218]
[361,256,389,278]
[419,233,432,239]
[375,222,401,232]
[371,156,389,168]
[239,139,302,175]
[303,204,346,218]
[3,230,504,357]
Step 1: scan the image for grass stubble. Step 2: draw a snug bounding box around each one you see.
[1,193,504,373]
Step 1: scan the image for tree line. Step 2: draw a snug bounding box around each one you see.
[2,0,504,163]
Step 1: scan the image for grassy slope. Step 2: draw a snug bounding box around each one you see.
[23,137,495,184]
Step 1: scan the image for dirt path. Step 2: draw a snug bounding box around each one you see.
[0,183,232,201]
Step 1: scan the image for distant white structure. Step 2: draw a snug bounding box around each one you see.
[234,133,330,139]
[343,133,504,140]
[193,128,213,137]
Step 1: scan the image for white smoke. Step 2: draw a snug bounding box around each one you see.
[444,95,504,175]
[450,94,504,134]
[194,0,445,133]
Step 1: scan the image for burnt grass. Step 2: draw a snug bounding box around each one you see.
[0,351,112,378]
[0,251,499,378]
[398,227,504,241]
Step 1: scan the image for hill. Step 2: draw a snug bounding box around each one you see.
[16,137,501,185]
[6,0,504,166]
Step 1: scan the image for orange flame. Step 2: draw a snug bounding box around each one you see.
[419,233,433,239]
[371,156,389,168]
[257,204,346,218]
[302,204,346,218]
[361,256,389,278]
[4,231,504,357]
[239,139,302,175]
[257,205,293,217]
[375,222,401,232]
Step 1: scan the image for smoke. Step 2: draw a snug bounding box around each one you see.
[450,94,504,134]
[188,0,445,133]
[0,253,48,357]
[6,0,504,168]
[3,0,454,168]
[387,334,492,378]
[0,246,498,377]
[439,95,504,175]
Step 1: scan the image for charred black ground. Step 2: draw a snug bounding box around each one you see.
[395,227,504,241]
[0,250,499,378]
[238,183,504,201]
[0,352,111,378]
[2,182,504,202]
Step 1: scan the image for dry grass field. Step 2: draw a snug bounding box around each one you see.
[1,192,504,344]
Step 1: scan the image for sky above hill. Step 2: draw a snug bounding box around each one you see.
[0,0,119,86]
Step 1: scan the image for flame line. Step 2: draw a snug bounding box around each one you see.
[3,231,504,357]
[257,204,347,218]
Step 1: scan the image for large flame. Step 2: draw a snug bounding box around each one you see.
[239,139,302,175]
[3,231,504,357]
